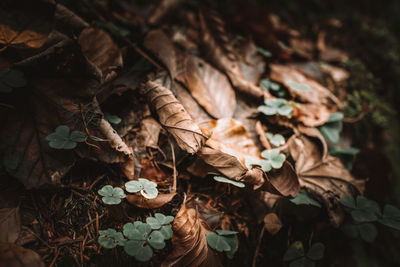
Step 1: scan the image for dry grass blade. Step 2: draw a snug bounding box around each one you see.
[162,203,221,267]
[126,193,176,209]
[141,80,206,154]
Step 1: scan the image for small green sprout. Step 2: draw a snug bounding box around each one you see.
[379,204,400,230]
[213,176,245,188]
[290,191,321,208]
[45,125,86,149]
[286,81,311,91]
[319,112,343,143]
[0,68,26,93]
[245,148,286,172]
[146,213,174,239]
[98,185,126,205]
[283,241,325,267]
[104,112,122,124]
[341,223,377,243]
[125,178,158,199]
[257,47,272,57]
[260,79,280,91]
[206,230,239,259]
[123,220,170,262]
[266,133,285,147]
[98,229,126,248]
[340,196,381,223]
[258,99,293,118]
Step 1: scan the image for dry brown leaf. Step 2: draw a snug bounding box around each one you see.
[320,64,350,83]
[0,243,44,267]
[288,134,365,226]
[54,4,89,36]
[162,203,221,267]
[175,55,237,119]
[199,10,264,99]
[264,213,282,235]
[317,31,348,62]
[270,64,342,108]
[140,79,206,154]
[292,103,331,127]
[262,161,300,198]
[0,0,55,49]
[187,197,223,229]
[0,208,21,243]
[126,193,176,209]
[121,147,135,180]
[147,0,183,25]
[238,39,266,84]
[137,117,162,149]
[78,27,123,78]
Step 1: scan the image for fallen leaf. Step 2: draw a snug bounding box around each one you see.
[270,64,342,109]
[262,161,300,198]
[288,134,365,226]
[175,55,237,119]
[121,147,135,180]
[140,79,206,154]
[317,31,348,62]
[320,64,350,83]
[187,197,223,229]
[0,243,44,267]
[0,0,55,49]
[199,10,264,98]
[292,103,331,127]
[238,39,266,84]
[0,207,21,243]
[136,117,162,149]
[147,0,183,25]
[162,202,221,267]
[78,27,123,78]
[264,213,283,235]
[126,193,176,209]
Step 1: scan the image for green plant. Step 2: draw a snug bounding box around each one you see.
[213,176,245,188]
[45,125,86,149]
[98,214,174,262]
[245,148,286,172]
[283,241,325,267]
[318,112,343,143]
[104,112,122,124]
[290,191,321,208]
[260,79,280,91]
[258,47,272,57]
[286,81,311,91]
[340,196,400,243]
[206,230,239,259]
[0,68,26,93]
[266,133,285,147]
[98,185,126,205]
[329,146,360,170]
[98,229,126,248]
[258,99,293,117]
[125,178,159,199]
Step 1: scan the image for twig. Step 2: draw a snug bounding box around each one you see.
[255,121,272,150]
[49,247,60,267]
[169,137,177,193]
[252,224,265,267]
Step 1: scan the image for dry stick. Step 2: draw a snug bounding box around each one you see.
[49,247,60,267]
[83,213,105,229]
[255,121,272,150]
[252,224,266,267]
[169,137,177,193]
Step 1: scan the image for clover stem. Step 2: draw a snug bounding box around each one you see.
[169,137,177,193]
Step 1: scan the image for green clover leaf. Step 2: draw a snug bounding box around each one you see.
[98,185,126,205]
[160,225,173,240]
[213,176,245,188]
[124,240,153,262]
[287,81,311,91]
[261,148,286,169]
[260,79,280,91]
[284,241,324,267]
[258,99,293,117]
[45,125,86,149]
[125,178,158,199]
[147,231,166,249]
[319,112,343,143]
[266,133,285,147]
[104,112,122,124]
[283,241,304,261]
[379,204,400,230]
[290,191,321,208]
[341,195,381,222]
[341,223,377,243]
[98,228,126,248]
[306,243,325,261]
[206,232,231,252]
[0,68,27,93]
[206,230,239,258]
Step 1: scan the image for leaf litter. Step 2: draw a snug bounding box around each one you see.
[0,1,372,266]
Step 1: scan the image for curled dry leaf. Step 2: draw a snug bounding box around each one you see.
[0,0,55,49]
[54,4,89,36]
[175,55,237,119]
[140,80,206,154]
[197,118,265,188]
[288,134,365,226]
[126,193,176,209]
[187,197,223,229]
[137,117,162,149]
[162,203,221,267]
[270,64,342,109]
[147,0,183,25]
[292,103,331,127]
[199,10,264,99]
[78,27,123,79]
[262,161,300,198]
[0,243,45,267]
[264,213,283,235]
